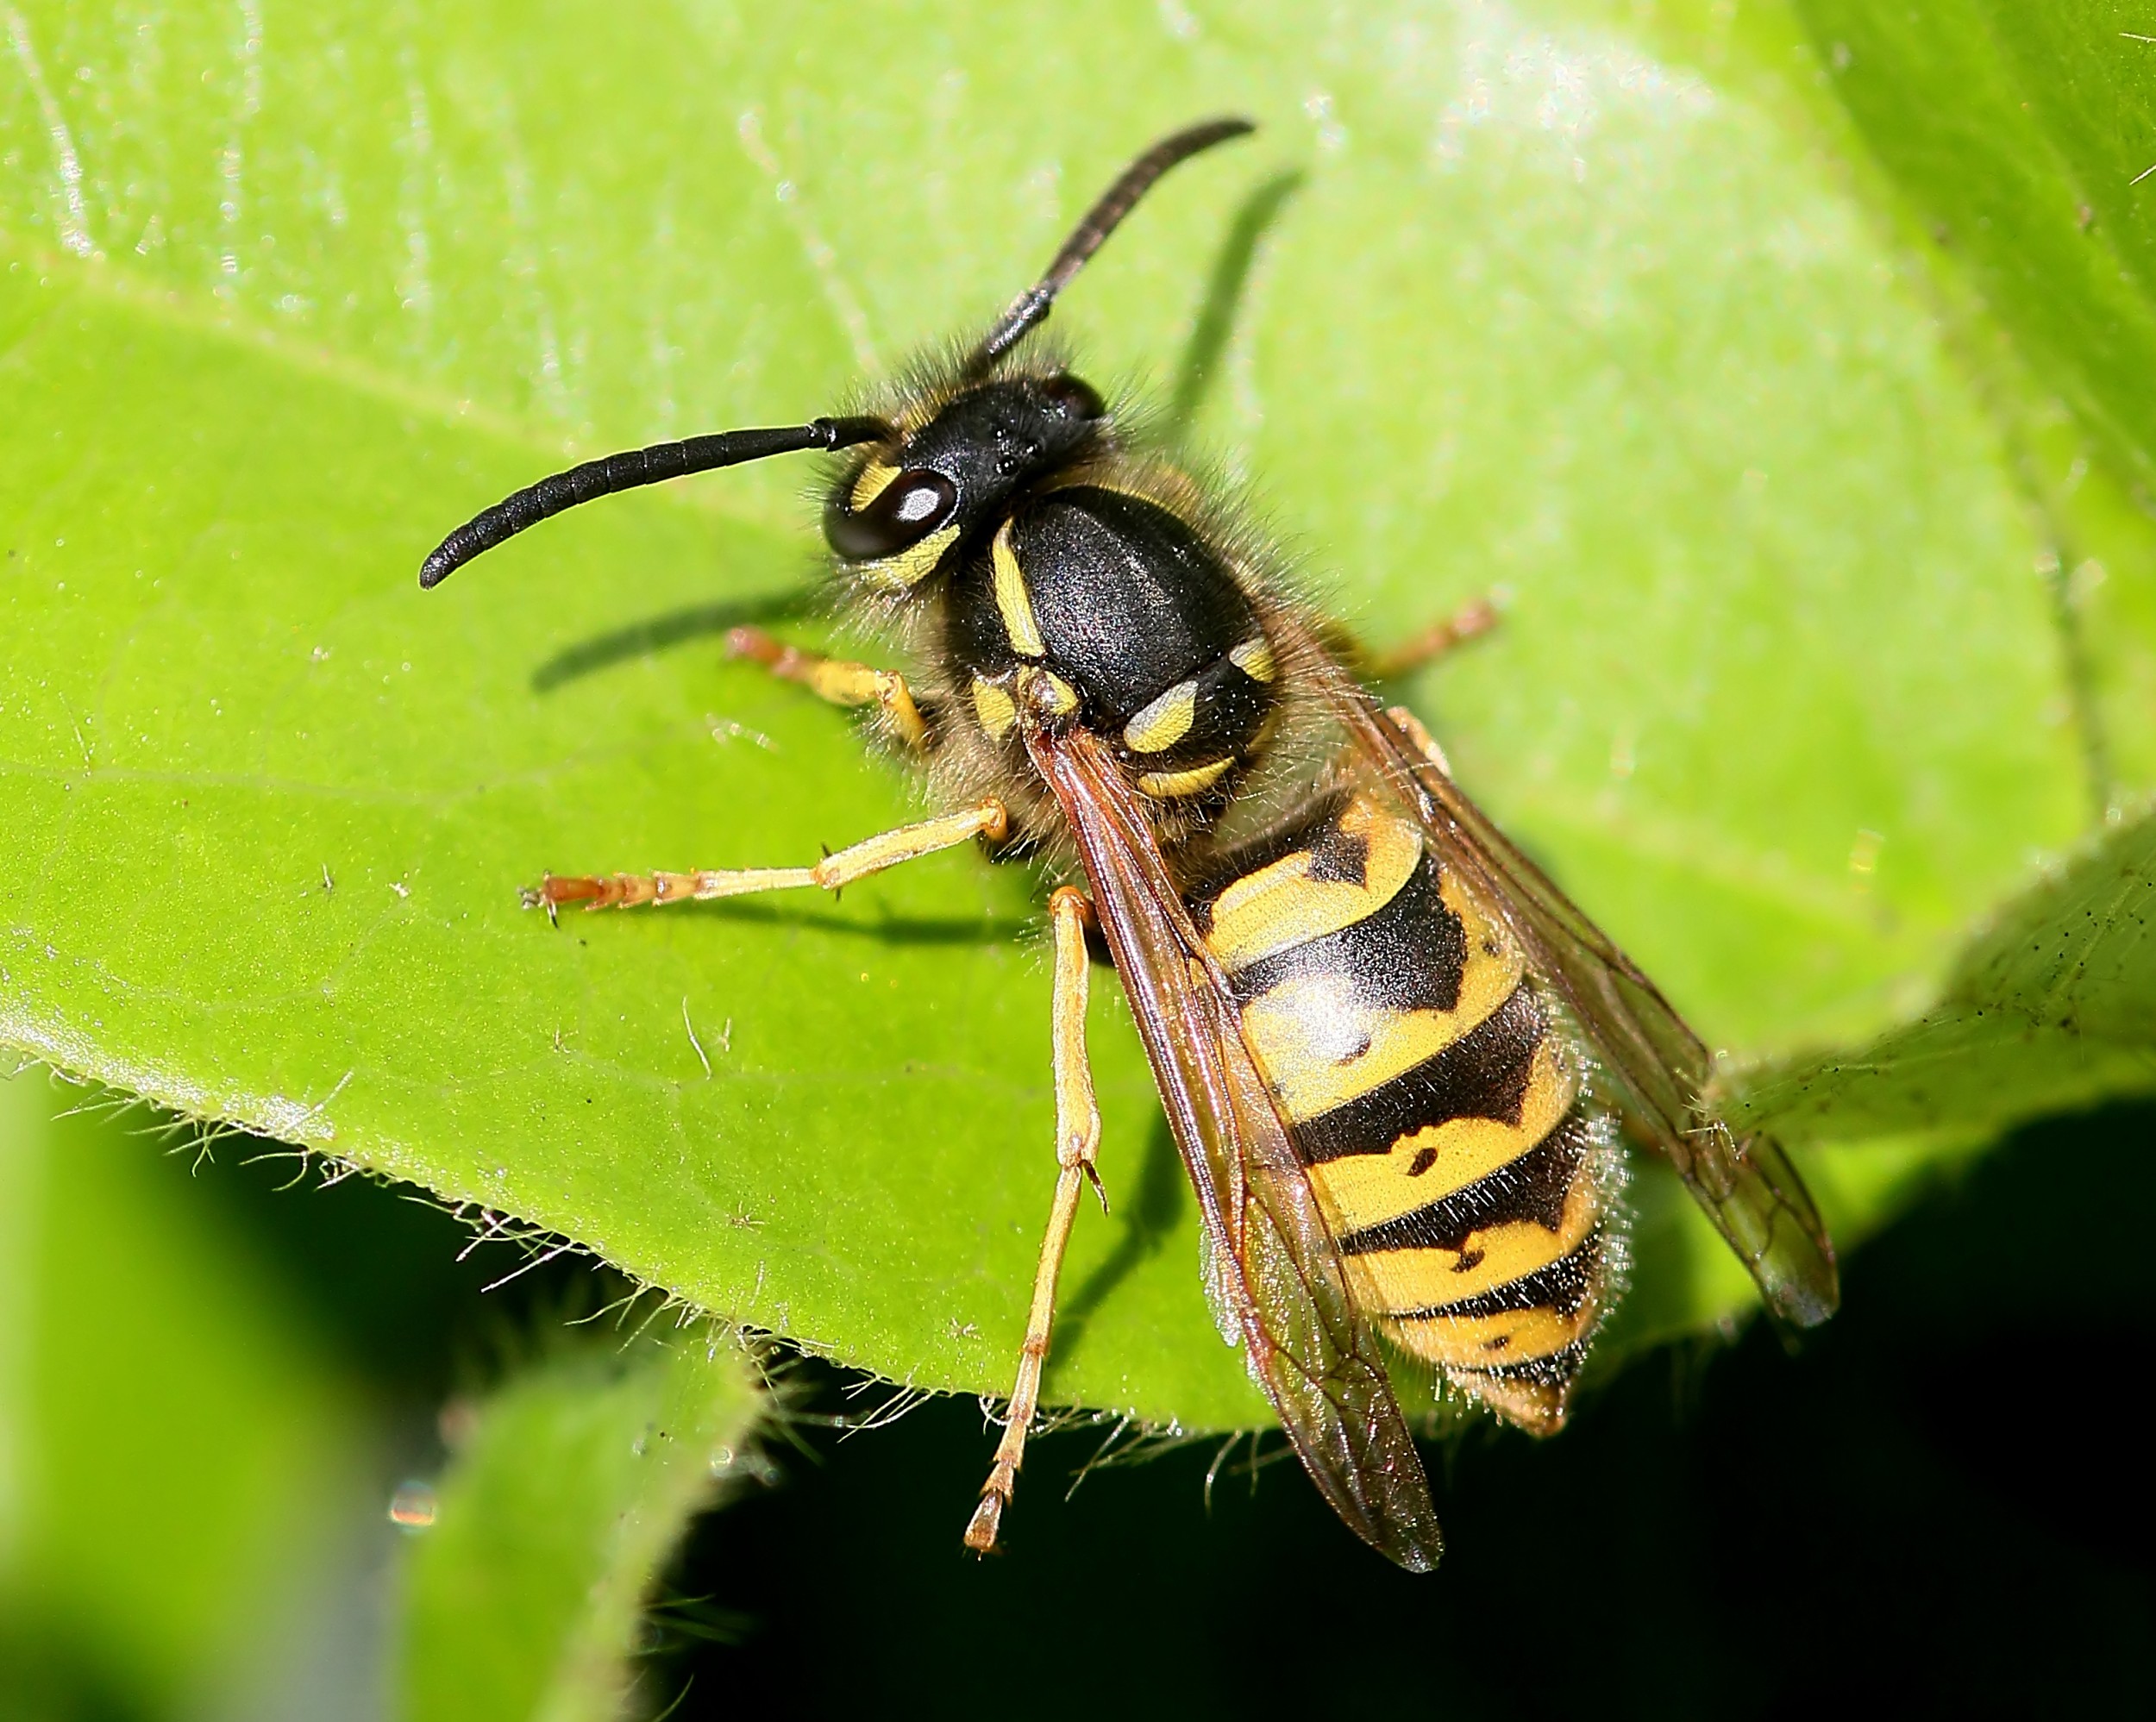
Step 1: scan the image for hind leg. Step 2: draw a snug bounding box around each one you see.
[1332,594,1497,683]
[963,886,1104,1556]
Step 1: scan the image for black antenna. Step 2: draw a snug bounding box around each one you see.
[968,116,1257,374]
[417,416,889,587]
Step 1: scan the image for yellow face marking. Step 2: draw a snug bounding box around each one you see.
[971,676,1018,741]
[1304,1040,1578,1235]
[858,523,960,592]
[1386,1298,1599,1370]
[1238,948,1526,1125]
[991,519,1046,658]
[1137,757,1236,798]
[1203,795,1423,973]
[1123,679,1198,753]
[1229,635,1276,683]
[849,457,899,510]
[1342,1174,1600,1315]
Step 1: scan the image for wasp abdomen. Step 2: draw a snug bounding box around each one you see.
[1189,790,1620,1431]
[945,485,1276,798]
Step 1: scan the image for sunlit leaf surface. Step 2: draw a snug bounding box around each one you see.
[1731,805,2156,1142]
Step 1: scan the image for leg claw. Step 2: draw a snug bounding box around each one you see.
[963,1491,1006,1557]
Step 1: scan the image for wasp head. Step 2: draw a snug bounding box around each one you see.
[824,373,1106,594]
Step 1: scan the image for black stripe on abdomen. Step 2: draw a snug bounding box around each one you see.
[1294,984,1545,1166]
[1389,1237,1602,1322]
[1230,851,1468,1015]
[1337,1106,1596,1255]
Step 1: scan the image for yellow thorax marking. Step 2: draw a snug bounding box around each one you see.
[971,675,1018,741]
[859,523,959,592]
[1136,757,1235,798]
[1203,795,1421,972]
[991,519,1046,657]
[1062,463,1211,523]
[1229,635,1276,684]
[1015,664,1079,717]
[1123,679,1198,753]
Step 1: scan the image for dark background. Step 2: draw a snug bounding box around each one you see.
[130,1097,2156,1718]
[655,1100,2154,1719]
[15,1097,2147,1719]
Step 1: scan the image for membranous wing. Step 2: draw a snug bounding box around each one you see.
[1026,724,1444,1572]
[1300,644,1839,1329]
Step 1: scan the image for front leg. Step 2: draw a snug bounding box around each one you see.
[726,624,932,751]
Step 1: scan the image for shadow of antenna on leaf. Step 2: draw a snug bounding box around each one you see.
[1167,167,1307,440]
[531,589,816,693]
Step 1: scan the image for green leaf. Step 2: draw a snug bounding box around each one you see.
[398,1333,761,1722]
[1729,803,2156,1143]
[1784,0,2156,800]
[0,1074,370,1717]
[1795,1,2156,482]
[1606,805,2156,1360]
[1,1,2148,1433]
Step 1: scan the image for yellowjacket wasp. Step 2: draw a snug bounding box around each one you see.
[421,118,1837,1570]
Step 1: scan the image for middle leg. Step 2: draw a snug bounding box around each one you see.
[528,797,1008,918]
[964,884,1104,1556]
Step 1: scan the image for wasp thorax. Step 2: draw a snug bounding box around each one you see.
[824,373,1106,592]
[943,478,1283,811]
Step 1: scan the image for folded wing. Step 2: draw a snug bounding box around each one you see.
[1025,724,1445,1571]
[1298,645,1838,1330]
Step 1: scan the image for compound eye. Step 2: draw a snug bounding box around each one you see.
[1039,373,1106,421]
[825,468,960,563]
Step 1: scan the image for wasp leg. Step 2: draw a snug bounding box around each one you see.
[965,885,1104,1556]
[527,797,1008,917]
[1336,594,1498,683]
[726,624,931,751]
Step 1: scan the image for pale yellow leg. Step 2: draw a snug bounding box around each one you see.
[526,798,1009,918]
[727,623,930,750]
[964,885,1104,1556]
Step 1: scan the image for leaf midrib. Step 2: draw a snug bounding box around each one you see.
[0,230,809,540]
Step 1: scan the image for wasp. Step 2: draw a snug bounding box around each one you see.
[420,118,1838,1570]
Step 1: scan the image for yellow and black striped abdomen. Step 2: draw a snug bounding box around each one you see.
[1188,790,1622,1432]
